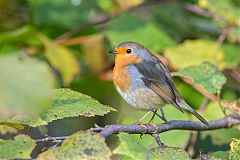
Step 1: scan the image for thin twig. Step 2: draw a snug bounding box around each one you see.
[36,136,69,142]
[152,134,165,147]
[55,16,111,42]
[213,29,228,65]
[217,92,227,115]
[199,97,209,111]
[183,4,212,18]
[185,132,198,156]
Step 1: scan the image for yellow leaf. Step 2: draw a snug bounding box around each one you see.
[81,35,108,73]
[116,0,144,10]
[164,39,225,69]
[39,34,80,86]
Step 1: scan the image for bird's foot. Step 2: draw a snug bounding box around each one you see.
[136,121,148,134]
[147,120,159,134]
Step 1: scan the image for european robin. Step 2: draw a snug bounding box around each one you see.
[109,41,209,126]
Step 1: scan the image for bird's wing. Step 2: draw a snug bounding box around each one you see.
[134,55,209,125]
[134,57,183,112]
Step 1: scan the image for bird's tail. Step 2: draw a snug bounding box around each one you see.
[176,98,209,125]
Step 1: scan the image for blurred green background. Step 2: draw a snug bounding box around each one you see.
[0,0,239,159]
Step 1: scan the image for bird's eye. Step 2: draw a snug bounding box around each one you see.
[126,49,132,54]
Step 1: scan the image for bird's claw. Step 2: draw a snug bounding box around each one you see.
[136,120,159,134]
[147,120,159,134]
[136,121,148,134]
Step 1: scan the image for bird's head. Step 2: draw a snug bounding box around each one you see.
[109,41,153,65]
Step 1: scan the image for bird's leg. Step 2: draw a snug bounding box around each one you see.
[136,111,151,124]
[160,107,168,122]
[148,110,157,124]
[136,111,151,133]
[155,107,168,123]
[147,110,159,134]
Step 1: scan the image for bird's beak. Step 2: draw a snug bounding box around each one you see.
[108,49,118,54]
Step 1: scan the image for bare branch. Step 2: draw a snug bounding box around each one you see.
[97,114,240,138]
[213,29,228,65]
[152,133,165,147]
[33,115,240,146]
[183,4,212,18]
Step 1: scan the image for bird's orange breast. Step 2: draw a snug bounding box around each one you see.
[113,54,142,92]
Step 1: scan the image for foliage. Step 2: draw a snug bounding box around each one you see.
[0,0,239,159]
[230,138,240,160]
[164,39,225,69]
[38,131,112,160]
[152,147,190,160]
[0,53,54,116]
[173,62,226,94]
[106,13,175,52]
[0,88,115,129]
[114,133,190,160]
[0,134,36,159]
[39,34,80,86]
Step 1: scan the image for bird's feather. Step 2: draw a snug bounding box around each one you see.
[134,56,209,125]
[134,57,183,112]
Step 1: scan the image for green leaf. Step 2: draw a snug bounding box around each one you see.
[38,131,111,160]
[40,88,116,123]
[0,134,36,159]
[0,88,115,128]
[97,0,117,11]
[0,53,54,117]
[208,151,229,160]
[164,39,225,69]
[28,0,98,27]
[120,155,135,160]
[0,25,35,43]
[114,133,190,160]
[172,62,226,94]
[201,102,225,120]
[0,115,47,129]
[39,34,80,86]
[113,133,159,160]
[222,43,240,68]
[151,147,190,160]
[152,3,219,42]
[106,13,175,52]
[175,81,204,109]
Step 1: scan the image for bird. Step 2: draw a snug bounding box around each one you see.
[109,41,209,127]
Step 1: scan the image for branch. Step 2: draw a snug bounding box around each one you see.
[183,4,212,18]
[36,136,69,151]
[34,115,240,145]
[36,136,68,142]
[92,114,240,138]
